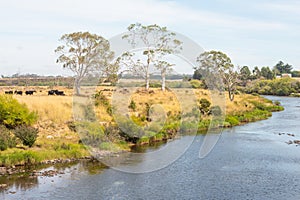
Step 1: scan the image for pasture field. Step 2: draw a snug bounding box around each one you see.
[0,86,282,166]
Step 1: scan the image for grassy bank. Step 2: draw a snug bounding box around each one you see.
[0,87,283,167]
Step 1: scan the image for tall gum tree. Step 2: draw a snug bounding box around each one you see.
[55,32,114,95]
[196,50,237,101]
[120,23,182,91]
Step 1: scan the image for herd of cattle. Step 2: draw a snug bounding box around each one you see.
[3,89,66,96]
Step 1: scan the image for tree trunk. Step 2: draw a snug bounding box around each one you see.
[75,78,81,96]
[145,56,150,91]
[228,89,234,101]
[145,73,150,91]
[161,70,166,92]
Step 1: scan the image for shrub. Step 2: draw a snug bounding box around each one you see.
[190,79,205,89]
[197,119,211,132]
[75,121,105,148]
[0,95,37,128]
[199,98,211,115]
[0,125,16,151]
[14,125,39,147]
[210,106,222,116]
[81,103,96,121]
[99,142,119,151]
[94,91,110,107]
[128,100,136,111]
[225,116,240,126]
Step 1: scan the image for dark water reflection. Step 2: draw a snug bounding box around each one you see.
[2,96,300,199]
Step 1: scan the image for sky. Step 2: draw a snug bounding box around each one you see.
[0,0,299,76]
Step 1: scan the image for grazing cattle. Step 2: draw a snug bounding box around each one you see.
[48,90,56,95]
[48,90,65,96]
[25,90,36,95]
[5,91,13,94]
[14,91,23,95]
[56,91,65,96]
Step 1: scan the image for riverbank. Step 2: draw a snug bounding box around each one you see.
[0,87,284,169]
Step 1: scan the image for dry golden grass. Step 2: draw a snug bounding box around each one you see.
[3,86,272,140]
[15,95,73,124]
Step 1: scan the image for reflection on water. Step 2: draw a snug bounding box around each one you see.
[0,172,38,192]
[130,140,167,153]
[0,161,107,195]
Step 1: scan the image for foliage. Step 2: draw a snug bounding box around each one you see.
[193,69,202,80]
[240,66,251,81]
[225,115,240,126]
[244,78,300,96]
[190,79,204,89]
[119,23,182,91]
[196,50,237,101]
[292,70,300,77]
[0,95,37,128]
[199,98,211,115]
[99,142,120,151]
[273,61,293,75]
[210,105,222,116]
[129,100,137,111]
[55,32,114,95]
[94,91,113,116]
[0,125,16,151]
[14,125,39,147]
[252,66,261,79]
[117,116,144,143]
[261,66,275,80]
[94,91,110,107]
[75,121,105,148]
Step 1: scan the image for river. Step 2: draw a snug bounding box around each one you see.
[1,96,300,200]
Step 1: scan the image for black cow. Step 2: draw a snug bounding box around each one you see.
[56,91,65,96]
[5,91,13,94]
[25,90,36,95]
[14,91,23,95]
[48,90,65,96]
[48,90,56,95]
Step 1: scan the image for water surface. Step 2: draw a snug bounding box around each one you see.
[2,96,300,200]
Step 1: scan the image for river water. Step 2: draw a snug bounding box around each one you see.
[1,96,300,200]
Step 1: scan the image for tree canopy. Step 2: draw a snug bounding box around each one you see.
[273,61,293,75]
[55,32,114,95]
[196,50,237,101]
[119,23,182,91]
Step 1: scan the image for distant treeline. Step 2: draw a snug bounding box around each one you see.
[0,73,192,87]
[0,76,74,87]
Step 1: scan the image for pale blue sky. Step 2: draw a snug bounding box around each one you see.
[0,0,299,76]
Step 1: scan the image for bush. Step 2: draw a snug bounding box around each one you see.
[128,100,136,111]
[94,91,110,107]
[14,125,39,147]
[190,79,203,89]
[210,106,222,116]
[75,121,105,148]
[0,95,37,128]
[199,98,211,115]
[225,116,240,126]
[0,125,16,151]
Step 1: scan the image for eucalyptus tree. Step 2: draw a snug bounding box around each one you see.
[55,32,114,95]
[261,66,275,80]
[120,23,182,91]
[155,61,174,91]
[196,50,237,101]
[239,66,251,86]
[273,61,293,75]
